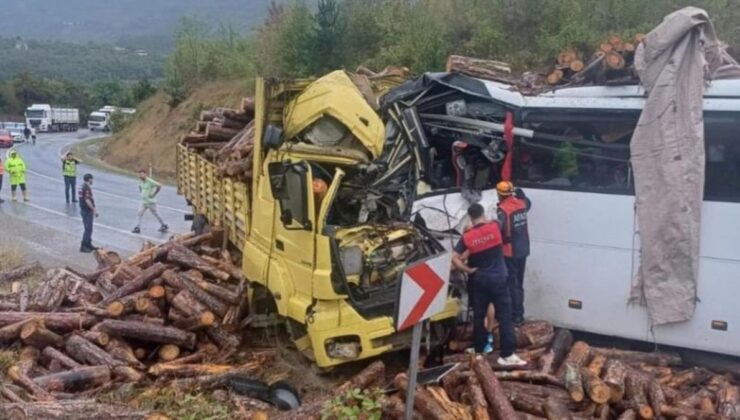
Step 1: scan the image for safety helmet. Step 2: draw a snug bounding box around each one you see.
[496,180,515,196]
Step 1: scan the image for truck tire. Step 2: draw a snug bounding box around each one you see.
[191,214,210,235]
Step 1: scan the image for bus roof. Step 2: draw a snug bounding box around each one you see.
[478,78,740,112]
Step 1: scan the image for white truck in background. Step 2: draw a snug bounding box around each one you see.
[88,105,136,131]
[25,104,80,132]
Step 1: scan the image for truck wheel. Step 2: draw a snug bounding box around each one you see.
[191,214,210,235]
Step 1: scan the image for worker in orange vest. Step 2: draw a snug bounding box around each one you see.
[496,181,531,326]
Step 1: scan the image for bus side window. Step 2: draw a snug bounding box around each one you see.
[515,112,637,194]
[705,112,740,202]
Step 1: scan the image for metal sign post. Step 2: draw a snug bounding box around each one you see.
[404,321,423,420]
[394,252,451,420]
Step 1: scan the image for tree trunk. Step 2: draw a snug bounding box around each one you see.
[97,263,167,306]
[591,348,681,367]
[148,285,166,299]
[543,396,573,420]
[494,371,563,387]
[446,55,512,82]
[205,326,240,349]
[581,368,610,404]
[647,379,665,419]
[33,366,111,392]
[394,373,450,420]
[20,320,64,349]
[718,385,739,418]
[133,297,163,318]
[587,354,607,377]
[96,272,117,296]
[41,347,81,370]
[65,334,123,367]
[205,122,241,142]
[148,363,234,378]
[7,366,54,401]
[106,291,149,318]
[473,355,518,420]
[167,245,230,281]
[79,330,110,347]
[0,312,98,332]
[516,321,554,348]
[557,341,591,379]
[465,374,490,420]
[336,360,385,395]
[29,270,68,311]
[18,346,39,376]
[0,317,38,342]
[173,311,216,331]
[179,274,229,317]
[618,409,637,420]
[182,133,209,144]
[0,262,41,283]
[565,363,585,402]
[380,395,405,420]
[158,344,181,362]
[2,400,152,419]
[105,338,145,369]
[97,319,197,349]
[603,359,627,403]
[539,328,573,374]
[625,376,653,419]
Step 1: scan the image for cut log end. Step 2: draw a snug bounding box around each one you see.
[158,344,181,362]
[107,301,125,317]
[149,285,166,299]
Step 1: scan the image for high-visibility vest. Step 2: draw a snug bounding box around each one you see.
[498,196,530,258]
[63,159,77,177]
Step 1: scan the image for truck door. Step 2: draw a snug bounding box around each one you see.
[268,160,316,318]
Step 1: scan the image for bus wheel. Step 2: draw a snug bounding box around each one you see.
[191,214,210,235]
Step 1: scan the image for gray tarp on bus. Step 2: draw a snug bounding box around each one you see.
[630,7,740,325]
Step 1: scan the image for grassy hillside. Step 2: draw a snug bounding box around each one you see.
[99,81,248,181]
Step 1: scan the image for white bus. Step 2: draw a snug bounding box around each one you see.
[405,76,740,357]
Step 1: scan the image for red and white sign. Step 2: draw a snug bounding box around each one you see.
[396,253,451,331]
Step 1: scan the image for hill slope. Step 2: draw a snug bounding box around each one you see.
[99,81,249,180]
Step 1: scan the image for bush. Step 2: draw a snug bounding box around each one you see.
[321,387,384,420]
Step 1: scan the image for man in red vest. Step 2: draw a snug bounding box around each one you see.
[452,203,526,366]
[496,181,532,325]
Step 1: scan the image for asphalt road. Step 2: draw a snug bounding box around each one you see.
[0,130,191,270]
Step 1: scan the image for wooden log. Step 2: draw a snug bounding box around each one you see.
[7,366,54,401]
[587,354,607,377]
[599,43,614,53]
[718,385,739,418]
[167,245,230,281]
[148,363,234,378]
[18,346,39,376]
[171,290,208,317]
[79,331,110,347]
[182,133,209,144]
[473,355,518,420]
[336,360,385,395]
[0,312,97,332]
[41,347,81,370]
[2,400,153,419]
[173,311,216,331]
[65,334,123,367]
[603,359,627,403]
[380,395,405,420]
[148,285,166,299]
[546,69,564,85]
[0,317,39,343]
[96,272,117,296]
[97,319,197,349]
[0,262,41,283]
[507,392,547,417]
[618,409,637,420]
[33,366,110,392]
[446,55,512,82]
[134,297,162,318]
[625,376,653,419]
[97,263,167,306]
[205,326,240,349]
[565,363,585,402]
[605,52,626,70]
[557,341,591,379]
[659,404,724,419]
[581,368,610,404]
[571,53,606,84]
[516,321,554,348]
[647,379,665,419]
[158,344,181,362]
[106,290,149,318]
[591,348,682,367]
[544,396,573,420]
[65,275,103,305]
[393,373,449,420]
[105,338,145,369]
[557,50,576,66]
[569,60,585,72]
[29,270,68,311]
[20,320,63,349]
[665,367,711,388]
[205,122,240,142]
[494,371,563,387]
[224,108,253,123]
[465,374,490,420]
[0,385,24,403]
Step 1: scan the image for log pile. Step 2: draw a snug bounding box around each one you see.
[0,232,253,415]
[181,98,256,183]
[301,321,740,419]
[545,33,645,86]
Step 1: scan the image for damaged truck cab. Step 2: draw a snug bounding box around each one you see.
[178,71,459,368]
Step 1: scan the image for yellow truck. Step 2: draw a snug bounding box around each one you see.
[176,71,460,368]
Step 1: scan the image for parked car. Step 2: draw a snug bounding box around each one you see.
[1,122,26,143]
[0,130,13,147]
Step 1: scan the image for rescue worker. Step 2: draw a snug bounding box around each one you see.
[132,170,168,234]
[452,203,526,365]
[79,173,98,253]
[496,181,531,325]
[62,152,81,204]
[4,150,28,202]
[0,155,4,203]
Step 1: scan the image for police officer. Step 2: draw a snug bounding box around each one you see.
[496,181,531,325]
[62,152,81,204]
[452,203,526,365]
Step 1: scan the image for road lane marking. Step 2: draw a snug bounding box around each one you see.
[4,199,165,244]
[25,169,188,214]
